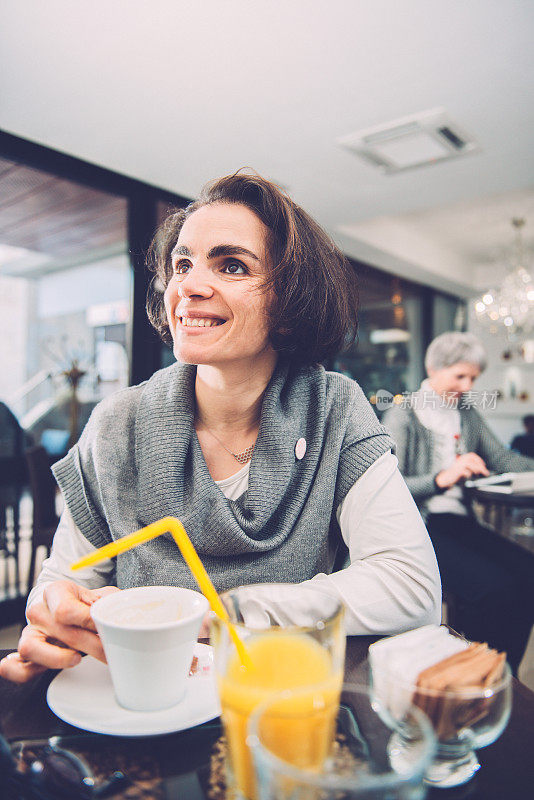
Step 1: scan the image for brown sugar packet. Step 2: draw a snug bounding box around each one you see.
[414,643,488,697]
[449,649,508,734]
[413,643,506,740]
[421,645,504,738]
[439,647,504,692]
[189,655,199,676]
[416,645,495,699]
[483,651,506,687]
[437,648,500,690]
[413,644,487,721]
[416,644,487,687]
[436,650,503,738]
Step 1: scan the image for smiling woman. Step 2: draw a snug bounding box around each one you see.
[0,171,441,685]
[147,172,360,366]
[162,202,274,374]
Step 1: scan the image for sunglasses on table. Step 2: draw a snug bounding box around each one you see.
[1,733,129,800]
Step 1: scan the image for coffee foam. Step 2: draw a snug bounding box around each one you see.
[108,599,182,626]
[95,590,185,627]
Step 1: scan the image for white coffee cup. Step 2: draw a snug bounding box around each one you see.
[91,585,209,712]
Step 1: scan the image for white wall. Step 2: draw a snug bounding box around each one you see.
[0,276,32,401]
[37,254,131,318]
[469,309,534,445]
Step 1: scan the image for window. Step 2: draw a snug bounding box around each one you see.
[0,158,130,451]
[331,262,465,413]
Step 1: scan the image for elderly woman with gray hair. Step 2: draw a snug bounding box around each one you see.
[384,331,534,673]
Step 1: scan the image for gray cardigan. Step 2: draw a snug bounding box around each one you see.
[53,361,394,592]
[383,404,534,507]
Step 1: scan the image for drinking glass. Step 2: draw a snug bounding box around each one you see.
[248,683,436,800]
[370,661,512,788]
[210,583,345,800]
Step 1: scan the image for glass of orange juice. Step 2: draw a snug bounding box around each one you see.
[210,583,345,800]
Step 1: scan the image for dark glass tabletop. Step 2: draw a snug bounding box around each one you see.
[469,486,534,559]
[1,637,534,799]
[470,487,534,507]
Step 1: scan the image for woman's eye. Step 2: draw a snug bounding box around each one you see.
[173,261,191,275]
[223,262,246,275]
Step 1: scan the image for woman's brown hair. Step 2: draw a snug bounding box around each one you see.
[146,171,358,365]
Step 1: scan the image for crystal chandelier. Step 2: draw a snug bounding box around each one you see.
[473,218,534,337]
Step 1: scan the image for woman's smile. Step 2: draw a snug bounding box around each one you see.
[177,313,226,329]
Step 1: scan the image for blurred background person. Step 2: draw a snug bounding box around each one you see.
[384,332,534,674]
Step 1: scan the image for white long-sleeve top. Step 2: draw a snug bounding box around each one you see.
[28,451,441,635]
[413,379,467,517]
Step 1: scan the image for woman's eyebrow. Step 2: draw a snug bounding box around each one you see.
[207,244,260,262]
[171,243,260,262]
[171,244,192,258]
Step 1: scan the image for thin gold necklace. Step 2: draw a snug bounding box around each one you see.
[203,425,256,464]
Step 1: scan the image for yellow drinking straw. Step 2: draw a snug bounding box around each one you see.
[70,516,251,668]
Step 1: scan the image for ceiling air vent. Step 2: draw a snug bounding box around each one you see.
[338,108,481,174]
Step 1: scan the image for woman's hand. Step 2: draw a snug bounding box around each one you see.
[0,581,120,683]
[435,452,490,489]
[197,609,213,640]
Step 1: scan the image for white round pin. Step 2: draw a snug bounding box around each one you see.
[295,438,307,460]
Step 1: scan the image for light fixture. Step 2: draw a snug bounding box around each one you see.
[473,218,534,338]
[370,329,411,344]
[338,108,481,174]
[369,279,411,344]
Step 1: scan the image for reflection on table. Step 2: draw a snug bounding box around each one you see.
[1,636,534,799]
[470,487,534,559]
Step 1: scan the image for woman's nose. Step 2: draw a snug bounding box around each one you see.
[178,265,214,299]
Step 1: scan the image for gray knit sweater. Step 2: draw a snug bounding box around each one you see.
[53,361,394,592]
[383,404,534,510]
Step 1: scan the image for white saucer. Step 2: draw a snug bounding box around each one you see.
[47,643,221,737]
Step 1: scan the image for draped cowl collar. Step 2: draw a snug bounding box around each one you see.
[134,359,329,556]
[53,358,394,590]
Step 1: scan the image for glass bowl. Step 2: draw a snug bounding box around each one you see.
[370,661,512,788]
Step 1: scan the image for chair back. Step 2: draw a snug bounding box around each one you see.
[24,446,60,595]
[25,446,59,533]
[0,401,28,503]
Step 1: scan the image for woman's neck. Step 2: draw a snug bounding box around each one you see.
[425,378,444,398]
[421,378,441,396]
[194,355,277,434]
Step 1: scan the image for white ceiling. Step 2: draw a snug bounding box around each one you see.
[1,0,533,298]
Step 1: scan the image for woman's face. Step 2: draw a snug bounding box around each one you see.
[164,202,275,370]
[428,361,481,398]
